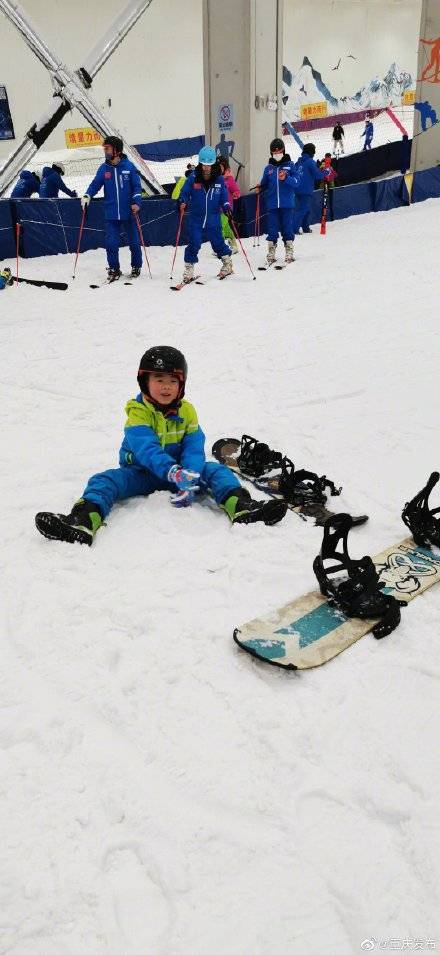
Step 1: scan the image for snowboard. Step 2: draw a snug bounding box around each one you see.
[212,437,368,527]
[234,538,440,669]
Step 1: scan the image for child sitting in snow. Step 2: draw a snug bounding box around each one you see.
[35,346,287,546]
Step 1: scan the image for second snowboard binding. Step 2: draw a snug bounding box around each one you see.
[313,514,403,639]
[237,435,341,506]
[402,471,440,548]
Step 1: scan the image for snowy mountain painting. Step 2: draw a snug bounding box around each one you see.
[283,57,413,119]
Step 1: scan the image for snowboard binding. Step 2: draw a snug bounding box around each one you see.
[236,434,283,477]
[313,514,402,639]
[278,457,342,507]
[402,471,440,549]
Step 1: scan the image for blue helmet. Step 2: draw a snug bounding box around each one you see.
[198,145,217,165]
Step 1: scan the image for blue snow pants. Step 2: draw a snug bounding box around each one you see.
[106,218,142,270]
[363,138,373,151]
[291,195,313,236]
[82,461,241,519]
[266,207,295,243]
[184,218,231,263]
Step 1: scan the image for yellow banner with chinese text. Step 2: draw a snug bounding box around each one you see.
[300,101,328,120]
[65,128,103,149]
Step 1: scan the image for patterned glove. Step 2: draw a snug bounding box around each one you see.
[167,464,200,491]
[170,489,196,508]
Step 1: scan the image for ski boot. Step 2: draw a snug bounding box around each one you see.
[278,457,341,507]
[131,267,141,278]
[236,434,283,477]
[183,263,195,284]
[218,255,233,279]
[402,471,440,548]
[35,499,102,546]
[107,268,121,283]
[284,240,295,263]
[228,237,239,255]
[266,241,276,265]
[222,488,287,526]
[313,514,402,639]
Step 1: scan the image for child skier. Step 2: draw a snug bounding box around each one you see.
[258,138,298,266]
[0,267,13,290]
[178,146,233,282]
[291,143,329,238]
[39,164,77,199]
[218,157,241,253]
[81,136,143,282]
[35,346,287,545]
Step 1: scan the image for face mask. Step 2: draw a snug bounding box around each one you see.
[272,152,284,163]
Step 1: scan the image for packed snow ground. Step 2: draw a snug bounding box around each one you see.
[1,199,440,955]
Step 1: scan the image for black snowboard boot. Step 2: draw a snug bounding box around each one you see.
[35,499,103,546]
[131,267,141,278]
[222,488,287,525]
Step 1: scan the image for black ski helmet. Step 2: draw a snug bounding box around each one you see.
[303,143,316,157]
[270,137,285,154]
[137,346,188,399]
[103,135,123,156]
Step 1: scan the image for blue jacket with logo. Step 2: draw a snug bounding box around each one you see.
[294,154,327,196]
[259,155,298,210]
[179,168,230,226]
[39,167,77,198]
[119,393,206,479]
[11,170,40,198]
[85,156,142,221]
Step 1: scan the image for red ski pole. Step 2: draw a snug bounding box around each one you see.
[170,204,184,281]
[72,205,86,279]
[134,210,152,279]
[15,223,21,287]
[228,214,256,281]
[253,192,260,248]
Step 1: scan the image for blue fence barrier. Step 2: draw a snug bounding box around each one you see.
[0,165,439,261]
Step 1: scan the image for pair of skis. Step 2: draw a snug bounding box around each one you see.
[170,272,233,291]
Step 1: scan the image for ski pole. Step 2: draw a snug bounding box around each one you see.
[228,214,256,281]
[134,210,152,279]
[15,223,21,287]
[254,192,260,248]
[170,204,184,281]
[72,205,86,280]
[320,183,328,236]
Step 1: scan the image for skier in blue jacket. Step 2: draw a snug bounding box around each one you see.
[291,143,328,238]
[11,169,41,198]
[82,136,143,282]
[258,138,298,265]
[362,119,374,151]
[39,164,77,199]
[178,145,233,283]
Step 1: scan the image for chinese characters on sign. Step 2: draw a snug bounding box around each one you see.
[300,101,328,120]
[64,128,103,149]
[402,90,416,105]
[217,104,234,132]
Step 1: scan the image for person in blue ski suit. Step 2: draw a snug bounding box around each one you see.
[11,169,41,198]
[178,145,233,283]
[362,119,374,151]
[34,345,287,546]
[258,137,298,265]
[291,143,329,237]
[39,164,77,198]
[82,136,143,281]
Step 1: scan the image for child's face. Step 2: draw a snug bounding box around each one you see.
[147,372,180,405]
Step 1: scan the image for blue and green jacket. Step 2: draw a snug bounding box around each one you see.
[119,394,206,479]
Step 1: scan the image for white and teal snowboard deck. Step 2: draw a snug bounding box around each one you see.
[234,538,440,669]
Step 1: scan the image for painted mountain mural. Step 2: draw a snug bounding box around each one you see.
[283,57,413,118]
